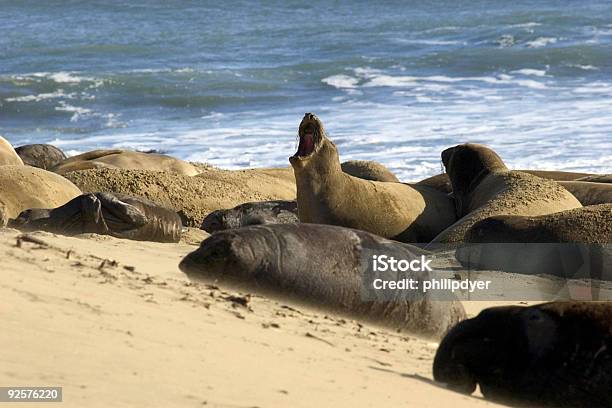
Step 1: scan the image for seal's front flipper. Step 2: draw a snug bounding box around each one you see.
[96,192,148,232]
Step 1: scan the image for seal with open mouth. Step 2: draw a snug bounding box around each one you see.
[289,113,456,243]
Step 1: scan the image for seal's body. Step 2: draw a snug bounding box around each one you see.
[467,204,612,245]
[340,160,399,182]
[180,223,466,339]
[289,113,456,243]
[456,204,612,281]
[559,181,612,206]
[201,200,298,232]
[434,302,612,407]
[11,193,182,243]
[52,149,201,176]
[0,165,81,226]
[431,144,581,244]
[418,170,597,195]
[0,136,24,166]
[15,144,67,170]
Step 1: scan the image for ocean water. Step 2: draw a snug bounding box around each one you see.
[1,0,611,181]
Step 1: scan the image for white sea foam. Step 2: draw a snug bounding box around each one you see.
[9,72,105,89]
[509,22,542,28]
[357,71,548,91]
[570,64,599,71]
[395,39,464,46]
[511,69,548,77]
[5,90,74,102]
[55,103,93,122]
[526,37,557,48]
[322,75,360,89]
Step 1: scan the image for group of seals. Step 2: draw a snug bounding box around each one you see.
[0,139,185,242]
[10,192,183,243]
[51,149,202,176]
[434,302,612,407]
[289,113,456,242]
[199,160,400,232]
[180,223,466,339]
[0,136,24,166]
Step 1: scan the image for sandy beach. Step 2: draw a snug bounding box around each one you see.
[0,227,520,408]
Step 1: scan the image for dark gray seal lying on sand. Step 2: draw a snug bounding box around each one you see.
[10,192,182,243]
[15,144,67,170]
[434,302,612,407]
[180,223,466,339]
[201,200,298,232]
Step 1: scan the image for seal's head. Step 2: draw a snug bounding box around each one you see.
[442,143,507,217]
[433,304,558,403]
[289,113,339,173]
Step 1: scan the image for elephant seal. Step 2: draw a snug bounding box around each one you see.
[578,174,612,184]
[466,204,612,245]
[417,170,596,195]
[434,302,612,407]
[0,136,24,166]
[340,160,400,182]
[199,161,401,233]
[201,200,298,232]
[198,160,401,233]
[559,181,612,206]
[52,149,201,176]
[0,165,81,225]
[430,143,581,243]
[457,204,612,281]
[289,113,456,243]
[63,166,296,227]
[15,144,67,170]
[10,192,182,243]
[180,223,466,339]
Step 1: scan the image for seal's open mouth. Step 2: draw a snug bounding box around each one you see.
[293,113,323,158]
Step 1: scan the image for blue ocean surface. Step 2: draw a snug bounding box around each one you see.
[1,0,611,180]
